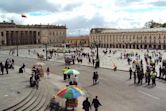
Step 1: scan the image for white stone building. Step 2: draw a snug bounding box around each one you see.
[89,28,166,49]
[0,21,66,46]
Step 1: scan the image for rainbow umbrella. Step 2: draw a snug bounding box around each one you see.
[64,69,80,75]
[57,85,85,99]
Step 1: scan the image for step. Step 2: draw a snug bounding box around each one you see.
[39,80,53,111]
[16,81,44,111]
[26,80,47,111]
[2,87,35,111]
[42,79,63,111]
[13,88,40,111]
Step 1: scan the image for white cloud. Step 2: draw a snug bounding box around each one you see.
[0,0,166,35]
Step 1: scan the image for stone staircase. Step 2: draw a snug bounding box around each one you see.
[2,79,53,111]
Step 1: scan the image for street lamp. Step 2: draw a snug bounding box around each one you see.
[16,44,18,56]
[16,39,19,56]
[44,43,48,61]
[42,39,48,61]
[94,41,100,68]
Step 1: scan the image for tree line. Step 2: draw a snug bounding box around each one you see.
[144,20,166,28]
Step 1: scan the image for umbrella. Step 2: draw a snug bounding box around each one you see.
[57,85,85,99]
[64,69,80,75]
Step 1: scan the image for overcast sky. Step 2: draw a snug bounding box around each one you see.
[0,0,166,36]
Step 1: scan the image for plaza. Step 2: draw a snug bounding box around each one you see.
[0,45,166,111]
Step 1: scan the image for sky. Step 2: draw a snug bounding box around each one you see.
[0,0,166,36]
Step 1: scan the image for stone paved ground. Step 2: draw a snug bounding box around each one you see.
[0,65,84,111]
[1,53,166,111]
[1,47,165,75]
[0,69,31,110]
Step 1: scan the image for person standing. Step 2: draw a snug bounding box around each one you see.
[129,67,132,79]
[147,70,151,85]
[133,71,137,84]
[151,69,157,86]
[67,67,70,80]
[92,58,95,67]
[92,96,102,111]
[93,71,97,85]
[11,59,14,69]
[0,62,4,75]
[82,97,91,111]
[72,75,78,86]
[159,65,162,79]
[35,73,40,89]
[5,60,9,74]
[145,70,149,83]
[88,57,91,63]
[46,67,50,78]
[63,67,67,81]
[22,63,25,72]
[95,71,99,84]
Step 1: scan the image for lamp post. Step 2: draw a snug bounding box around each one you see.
[16,44,18,56]
[45,43,48,61]
[95,42,100,68]
[16,39,19,56]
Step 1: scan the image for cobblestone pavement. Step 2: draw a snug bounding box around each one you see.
[1,54,166,111]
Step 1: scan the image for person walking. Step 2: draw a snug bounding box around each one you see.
[46,67,50,78]
[82,97,91,111]
[92,96,102,111]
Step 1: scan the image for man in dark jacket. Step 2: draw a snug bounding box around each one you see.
[5,60,9,74]
[0,62,4,75]
[82,97,91,111]
[92,96,102,111]
[129,67,132,79]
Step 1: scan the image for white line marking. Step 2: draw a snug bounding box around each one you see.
[138,90,160,100]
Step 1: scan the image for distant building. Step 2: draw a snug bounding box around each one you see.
[90,28,166,49]
[0,20,67,46]
[65,36,89,47]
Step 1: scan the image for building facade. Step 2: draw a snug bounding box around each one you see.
[90,28,166,49]
[0,21,66,46]
[65,36,89,47]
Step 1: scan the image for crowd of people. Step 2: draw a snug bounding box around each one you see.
[128,50,166,86]
[29,66,41,89]
[0,58,14,75]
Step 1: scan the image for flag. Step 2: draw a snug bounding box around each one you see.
[21,14,27,18]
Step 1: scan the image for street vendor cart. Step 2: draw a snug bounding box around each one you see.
[34,62,45,77]
[65,98,78,110]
